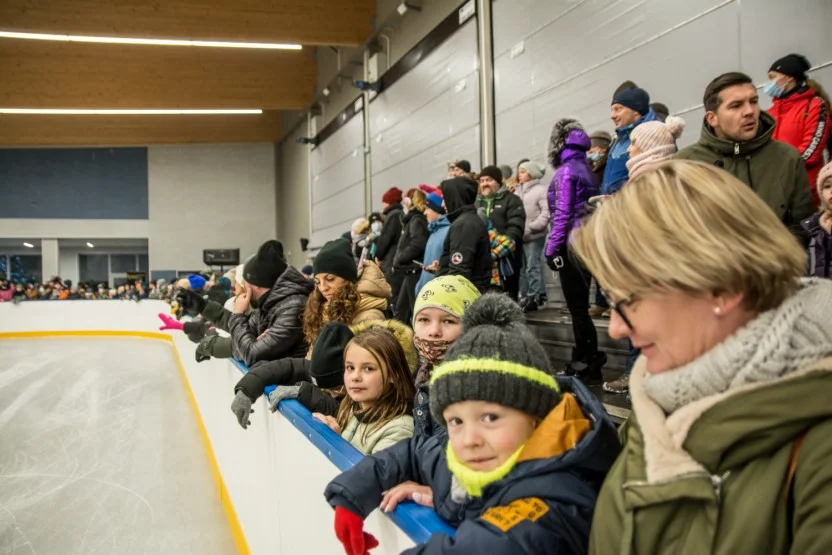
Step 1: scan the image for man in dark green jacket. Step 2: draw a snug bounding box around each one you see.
[676,72,814,232]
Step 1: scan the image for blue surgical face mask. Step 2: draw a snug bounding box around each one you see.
[763,79,785,99]
[587,152,602,163]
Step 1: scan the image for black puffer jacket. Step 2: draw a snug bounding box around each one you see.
[393,210,429,273]
[375,203,405,274]
[226,266,314,366]
[437,177,492,292]
[296,382,342,417]
[235,357,311,400]
[475,188,526,246]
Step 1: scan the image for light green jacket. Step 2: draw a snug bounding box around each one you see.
[590,356,832,555]
[342,414,414,455]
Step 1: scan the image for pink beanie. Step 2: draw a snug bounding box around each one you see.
[627,116,685,177]
[817,162,832,202]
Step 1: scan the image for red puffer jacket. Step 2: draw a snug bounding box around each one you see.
[768,86,831,207]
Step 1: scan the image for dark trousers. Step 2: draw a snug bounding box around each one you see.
[559,253,599,362]
[386,269,405,318]
[503,251,523,302]
[395,272,420,326]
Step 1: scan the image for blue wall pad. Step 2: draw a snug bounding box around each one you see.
[0,148,149,219]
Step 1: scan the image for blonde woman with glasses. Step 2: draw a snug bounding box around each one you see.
[574,160,832,554]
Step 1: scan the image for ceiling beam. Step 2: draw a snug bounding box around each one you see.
[0,40,316,110]
[0,111,283,146]
[0,0,375,47]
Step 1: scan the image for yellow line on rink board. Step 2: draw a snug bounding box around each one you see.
[0,330,251,555]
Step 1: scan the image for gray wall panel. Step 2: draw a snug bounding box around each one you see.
[310,113,365,248]
[493,0,831,161]
[371,20,481,208]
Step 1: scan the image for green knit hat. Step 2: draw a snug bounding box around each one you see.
[313,238,358,282]
[413,275,481,327]
[429,293,560,426]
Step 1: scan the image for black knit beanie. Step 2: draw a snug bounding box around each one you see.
[612,87,650,116]
[478,165,504,185]
[311,322,354,389]
[770,53,811,81]
[243,240,287,288]
[313,238,358,282]
[429,293,561,426]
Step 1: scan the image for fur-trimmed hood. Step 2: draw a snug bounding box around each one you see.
[547,118,592,168]
[350,318,419,371]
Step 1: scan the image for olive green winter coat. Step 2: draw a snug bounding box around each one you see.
[589,356,832,555]
[676,112,814,227]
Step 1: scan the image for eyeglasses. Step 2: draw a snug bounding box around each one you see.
[599,289,637,330]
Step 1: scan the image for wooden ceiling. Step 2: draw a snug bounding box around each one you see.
[0,0,376,146]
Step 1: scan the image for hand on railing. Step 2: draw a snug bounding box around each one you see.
[314,413,342,434]
[334,506,378,555]
[380,482,434,513]
[268,385,301,412]
[231,391,255,429]
[158,313,185,331]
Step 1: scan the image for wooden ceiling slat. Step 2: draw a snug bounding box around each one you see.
[0,0,375,46]
[0,40,316,110]
[0,111,283,146]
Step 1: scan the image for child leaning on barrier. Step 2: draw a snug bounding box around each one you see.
[324,294,621,555]
[314,326,415,455]
[231,319,418,430]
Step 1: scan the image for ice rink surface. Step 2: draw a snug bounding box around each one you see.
[0,337,237,554]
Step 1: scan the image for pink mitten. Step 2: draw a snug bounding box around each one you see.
[158,313,185,331]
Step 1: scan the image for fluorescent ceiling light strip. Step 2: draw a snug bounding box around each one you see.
[0,109,263,115]
[0,30,301,50]
[23,242,34,248]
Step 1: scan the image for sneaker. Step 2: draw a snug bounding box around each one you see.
[535,296,548,310]
[523,298,539,313]
[588,306,606,317]
[603,375,630,394]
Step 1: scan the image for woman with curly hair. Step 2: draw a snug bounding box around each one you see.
[304,238,392,356]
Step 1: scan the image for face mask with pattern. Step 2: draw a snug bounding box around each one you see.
[413,336,454,386]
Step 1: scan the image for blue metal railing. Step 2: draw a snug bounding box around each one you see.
[231,359,457,545]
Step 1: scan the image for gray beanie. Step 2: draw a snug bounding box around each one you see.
[519,161,544,180]
[429,293,561,426]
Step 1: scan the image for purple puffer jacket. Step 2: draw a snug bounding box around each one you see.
[546,129,598,257]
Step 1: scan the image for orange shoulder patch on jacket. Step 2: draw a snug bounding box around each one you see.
[481,497,550,532]
[518,393,591,462]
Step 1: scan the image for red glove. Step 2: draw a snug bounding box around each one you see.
[334,506,378,555]
[158,313,185,331]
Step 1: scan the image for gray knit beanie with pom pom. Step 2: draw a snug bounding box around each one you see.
[429,293,561,425]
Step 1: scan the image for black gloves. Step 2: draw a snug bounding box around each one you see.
[546,246,568,272]
[183,320,212,343]
[175,288,207,319]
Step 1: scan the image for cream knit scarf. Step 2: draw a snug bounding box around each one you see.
[643,279,832,414]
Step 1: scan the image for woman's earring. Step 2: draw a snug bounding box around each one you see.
[714,306,722,316]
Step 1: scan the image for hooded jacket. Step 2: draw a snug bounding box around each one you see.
[341,413,414,455]
[437,177,492,293]
[325,377,621,555]
[415,216,451,296]
[676,112,814,228]
[352,260,391,324]
[546,122,598,257]
[802,213,831,278]
[375,203,405,274]
[394,209,430,273]
[513,178,550,242]
[602,108,660,195]
[202,266,313,367]
[768,85,830,197]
